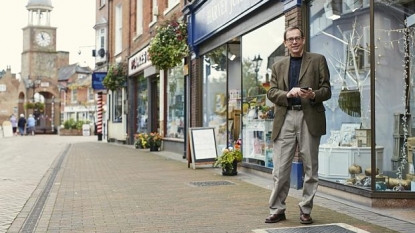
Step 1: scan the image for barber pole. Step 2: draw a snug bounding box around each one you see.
[97,92,103,141]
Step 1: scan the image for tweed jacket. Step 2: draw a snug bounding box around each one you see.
[266,51,331,141]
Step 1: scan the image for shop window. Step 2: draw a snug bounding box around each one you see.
[241,16,285,168]
[166,62,185,138]
[113,90,122,122]
[203,45,228,153]
[309,0,415,192]
[136,75,147,133]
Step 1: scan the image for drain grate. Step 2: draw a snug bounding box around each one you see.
[253,223,369,233]
[189,180,236,187]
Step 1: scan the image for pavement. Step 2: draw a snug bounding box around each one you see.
[1,135,414,233]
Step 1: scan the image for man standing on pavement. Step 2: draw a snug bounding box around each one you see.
[265,26,331,224]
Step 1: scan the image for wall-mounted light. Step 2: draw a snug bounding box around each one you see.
[345,0,363,12]
[324,0,342,20]
[222,50,236,61]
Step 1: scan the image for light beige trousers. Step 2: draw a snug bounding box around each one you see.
[269,110,320,215]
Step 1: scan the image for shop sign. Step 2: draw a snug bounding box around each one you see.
[128,46,151,76]
[40,82,49,87]
[92,72,107,90]
[283,0,301,12]
[193,0,268,44]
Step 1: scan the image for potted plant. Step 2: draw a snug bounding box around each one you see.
[147,132,162,151]
[214,148,243,176]
[103,61,127,91]
[148,17,189,70]
[134,133,148,149]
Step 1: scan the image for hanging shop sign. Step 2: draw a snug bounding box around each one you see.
[92,72,107,90]
[128,46,151,76]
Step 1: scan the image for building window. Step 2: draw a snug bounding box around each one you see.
[100,0,106,7]
[100,28,106,49]
[88,88,95,102]
[115,4,122,54]
[113,90,122,122]
[167,0,179,8]
[151,0,157,24]
[136,0,143,36]
[0,84,6,92]
[78,74,87,80]
[166,62,184,138]
[165,0,179,14]
[71,89,78,103]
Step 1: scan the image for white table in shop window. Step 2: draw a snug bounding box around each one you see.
[318,144,384,180]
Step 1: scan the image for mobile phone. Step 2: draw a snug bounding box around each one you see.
[300,87,310,91]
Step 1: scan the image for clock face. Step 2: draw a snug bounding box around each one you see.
[35,32,51,47]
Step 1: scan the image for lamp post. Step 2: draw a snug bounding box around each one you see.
[252,55,263,87]
[51,96,55,132]
[30,77,41,102]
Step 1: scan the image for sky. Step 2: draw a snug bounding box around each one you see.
[0,0,96,78]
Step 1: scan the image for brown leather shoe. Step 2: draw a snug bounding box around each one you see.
[265,213,286,223]
[299,212,313,224]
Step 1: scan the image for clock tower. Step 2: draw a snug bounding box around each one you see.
[21,0,59,80]
[20,0,69,133]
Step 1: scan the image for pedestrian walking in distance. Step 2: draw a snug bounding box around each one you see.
[17,114,27,136]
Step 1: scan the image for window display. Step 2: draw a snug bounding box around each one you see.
[241,16,285,166]
[166,63,185,138]
[136,75,147,133]
[309,0,415,191]
[113,90,122,122]
[202,46,228,153]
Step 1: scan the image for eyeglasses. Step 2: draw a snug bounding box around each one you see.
[286,37,303,43]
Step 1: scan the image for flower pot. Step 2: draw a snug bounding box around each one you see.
[149,146,159,152]
[222,160,238,176]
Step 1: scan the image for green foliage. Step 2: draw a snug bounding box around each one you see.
[63,118,76,129]
[24,102,35,109]
[214,149,243,170]
[147,132,163,148]
[103,61,127,91]
[63,119,90,130]
[34,102,44,111]
[148,18,189,70]
[135,133,149,149]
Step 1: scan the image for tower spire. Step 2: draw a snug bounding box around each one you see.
[26,0,53,26]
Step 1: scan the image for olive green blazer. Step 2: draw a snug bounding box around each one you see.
[266,52,332,141]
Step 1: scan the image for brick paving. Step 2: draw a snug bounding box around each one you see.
[1,135,414,232]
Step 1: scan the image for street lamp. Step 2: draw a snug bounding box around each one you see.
[252,55,263,86]
[29,77,41,102]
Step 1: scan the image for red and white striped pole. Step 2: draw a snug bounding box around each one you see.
[97,92,103,141]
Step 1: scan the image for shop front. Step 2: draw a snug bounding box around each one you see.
[184,1,289,167]
[127,45,159,144]
[186,0,415,204]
